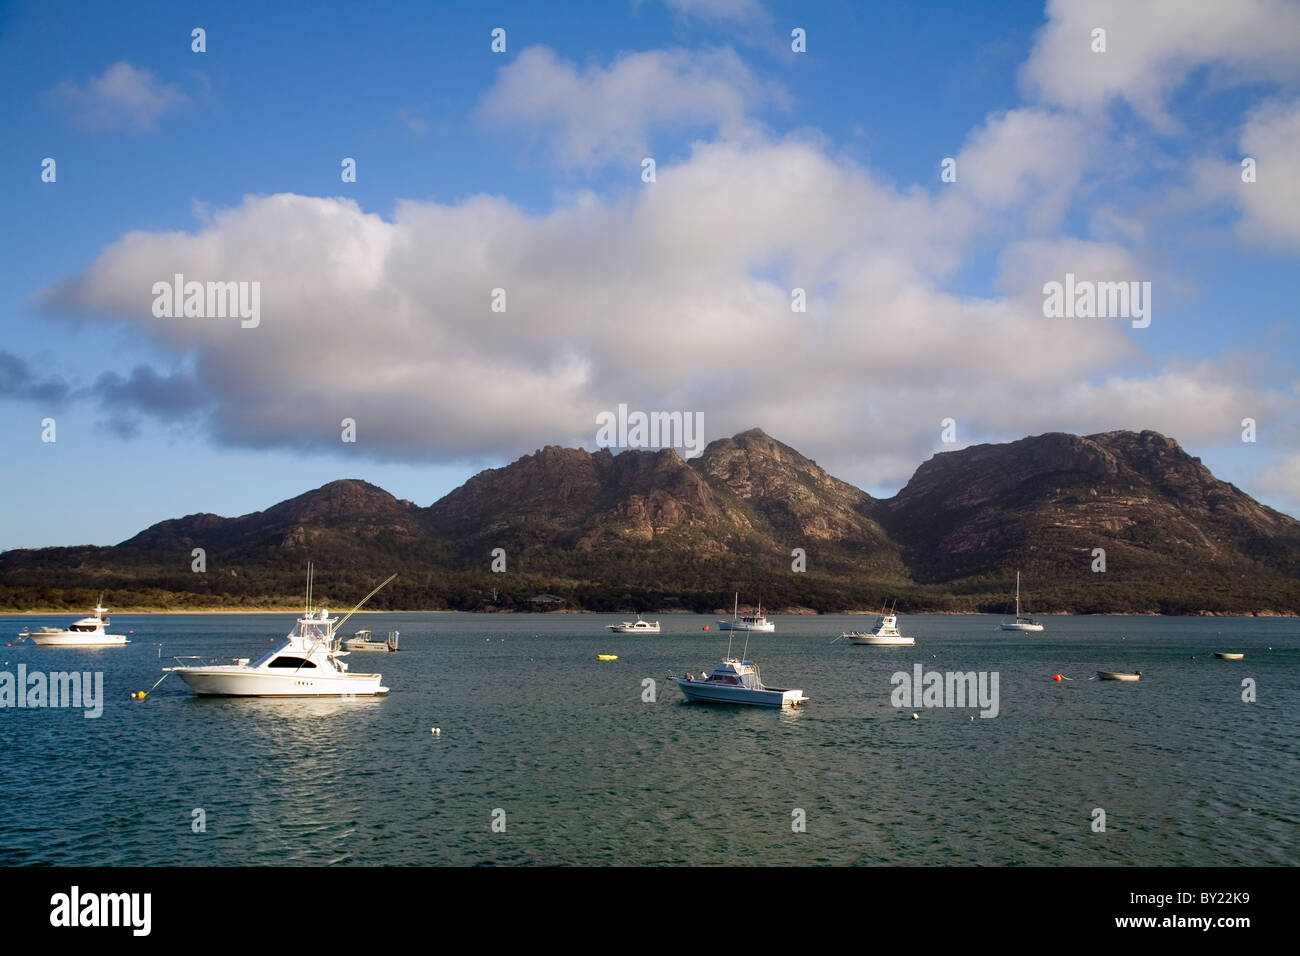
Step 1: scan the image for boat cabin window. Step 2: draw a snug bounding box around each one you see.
[70,624,96,632]
[267,656,316,669]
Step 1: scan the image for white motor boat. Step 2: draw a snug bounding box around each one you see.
[20,601,129,646]
[717,593,775,632]
[341,629,399,652]
[164,569,393,697]
[607,617,660,634]
[999,571,1044,632]
[844,605,915,645]
[675,658,807,708]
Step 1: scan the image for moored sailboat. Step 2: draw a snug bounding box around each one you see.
[999,571,1044,632]
[717,593,775,632]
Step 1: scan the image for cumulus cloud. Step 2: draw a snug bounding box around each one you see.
[1019,0,1300,129]
[1236,98,1300,250]
[31,129,1298,488]
[943,108,1093,233]
[49,61,188,131]
[478,45,779,168]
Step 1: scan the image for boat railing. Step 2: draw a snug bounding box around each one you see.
[170,655,250,668]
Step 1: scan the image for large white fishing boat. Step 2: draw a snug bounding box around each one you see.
[164,569,394,697]
[718,593,775,632]
[19,600,129,646]
[999,571,1044,632]
[675,659,807,707]
[844,604,915,645]
[607,617,660,634]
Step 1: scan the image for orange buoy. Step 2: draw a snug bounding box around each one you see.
[702,625,709,631]
[1052,674,1062,681]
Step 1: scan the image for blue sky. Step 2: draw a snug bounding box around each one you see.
[2,0,1299,549]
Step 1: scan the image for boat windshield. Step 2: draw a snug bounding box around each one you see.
[267,656,317,669]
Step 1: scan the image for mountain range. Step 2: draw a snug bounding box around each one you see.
[3,428,1299,614]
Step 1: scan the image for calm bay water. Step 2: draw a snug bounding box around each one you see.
[1,612,1295,866]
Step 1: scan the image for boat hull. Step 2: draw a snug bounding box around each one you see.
[607,625,660,634]
[1097,671,1140,681]
[168,667,388,697]
[1213,653,1244,660]
[29,633,129,646]
[675,678,806,707]
[340,642,395,652]
[848,634,915,645]
[999,623,1044,632]
[717,622,775,633]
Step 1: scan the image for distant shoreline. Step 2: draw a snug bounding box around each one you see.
[0,608,1294,617]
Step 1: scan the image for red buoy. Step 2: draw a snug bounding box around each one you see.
[1052,674,1062,681]
[702,625,709,631]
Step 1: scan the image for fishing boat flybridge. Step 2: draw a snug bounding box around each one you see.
[19,598,129,646]
[718,593,775,633]
[843,602,915,645]
[164,568,395,697]
[607,617,660,634]
[999,571,1044,632]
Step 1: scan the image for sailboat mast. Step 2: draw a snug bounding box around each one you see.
[1015,571,1020,618]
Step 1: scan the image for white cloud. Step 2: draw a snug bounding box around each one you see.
[1236,98,1300,250]
[36,132,1298,490]
[478,45,779,168]
[1254,452,1300,515]
[939,108,1095,237]
[50,61,187,131]
[1019,0,1300,128]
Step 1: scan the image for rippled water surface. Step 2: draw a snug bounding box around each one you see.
[1,613,1295,866]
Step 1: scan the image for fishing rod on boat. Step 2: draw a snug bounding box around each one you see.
[335,573,398,636]
[293,572,396,671]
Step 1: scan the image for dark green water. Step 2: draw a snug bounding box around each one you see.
[1,612,1295,866]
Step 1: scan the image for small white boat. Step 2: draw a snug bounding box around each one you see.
[999,571,1044,632]
[607,617,660,634]
[1213,652,1244,660]
[1097,671,1141,681]
[164,568,393,697]
[20,600,129,646]
[675,659,807,708]
[718,593,775,633]
[342,629,399,652]
[844,603,915,645]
